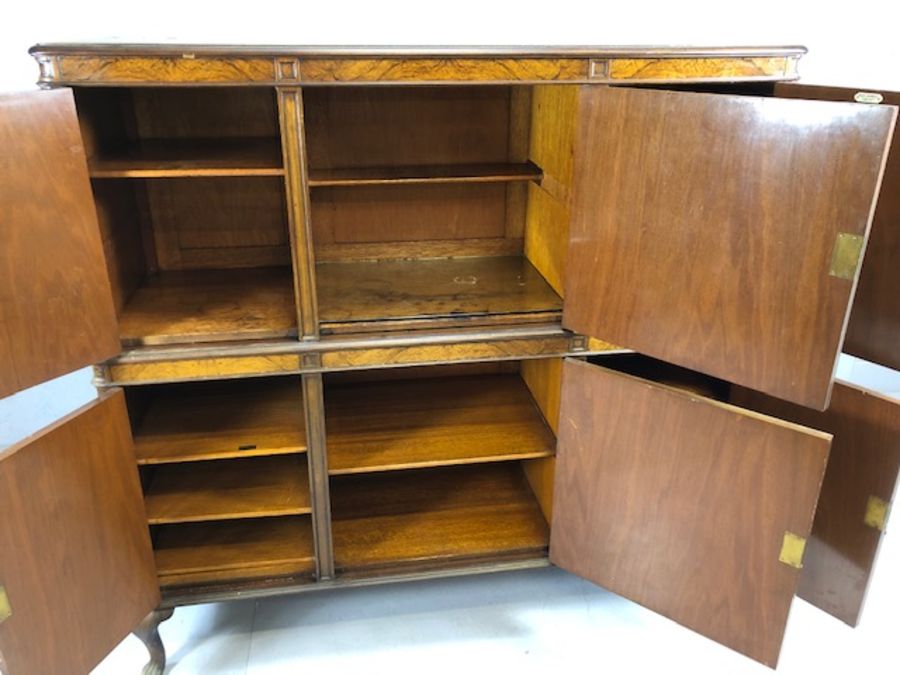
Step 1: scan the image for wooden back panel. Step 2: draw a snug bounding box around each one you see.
[776,84,900,372]
[0,390,159,674]
[0,89,120,398]
[551,359,830,666]
[304,86,525,260]
[732,381,900,626]
[563,86,896,409]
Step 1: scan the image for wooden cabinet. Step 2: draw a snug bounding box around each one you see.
[2,44,899,673]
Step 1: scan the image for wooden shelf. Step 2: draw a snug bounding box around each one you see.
[317,256,562,333]
[119,267,297,347]
[154,516,315,588]
[143,455,310,525]
[308,162,542,187]
[327,374,555,475]
[89,138,284,178]
[134,379,306,465]
[331,463,550,574]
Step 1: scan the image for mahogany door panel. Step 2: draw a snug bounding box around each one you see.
[776,84,900,372]
[563,86,896,409]
[551,359,830,667]
[0,89,120,399]
[732,381,900,626]
[0,390,159,675]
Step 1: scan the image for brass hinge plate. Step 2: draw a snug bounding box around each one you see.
[864,495,891,532]
[829,232,865,280]
[0,585,11,624]
[779,531,807,569]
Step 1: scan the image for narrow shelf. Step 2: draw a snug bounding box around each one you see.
[331,464,550,575]
[88,138,284,178]
[154,516,315,588]
[308,161,542,187]
[134,379,306,465]
[119,267,297,347]
[327,374,555,475]
[317,256,562,334]
[143,455,310,525]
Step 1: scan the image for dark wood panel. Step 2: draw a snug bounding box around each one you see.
[118,267,297,346]
[563,86,896,409]
[154,516,315,588]
[776,84,900,372]
[0,391,159,674]
[134,378,305,464]
[551,360,830,667]
[308,161,541,187]
[332,463,549,574]
[731,381,900,626]
[0,89,120,398]
[325,374,555,474]
[317,256,562,332]
[143,455,311,524]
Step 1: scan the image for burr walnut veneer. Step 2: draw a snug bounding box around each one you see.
[1,44,898,673]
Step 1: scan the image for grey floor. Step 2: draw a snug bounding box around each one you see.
[2,357,898,674]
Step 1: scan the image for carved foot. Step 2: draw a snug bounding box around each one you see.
[133,607,174,675]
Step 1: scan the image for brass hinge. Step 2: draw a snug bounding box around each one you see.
[0,585,11,624]
[778,531,807,569]
[829,232,865,280]
[864,495,891,532]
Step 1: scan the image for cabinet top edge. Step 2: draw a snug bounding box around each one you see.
[28,43,808,59]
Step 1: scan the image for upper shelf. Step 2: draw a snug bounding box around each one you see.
[88,138,284,178]
[308,162,542,188]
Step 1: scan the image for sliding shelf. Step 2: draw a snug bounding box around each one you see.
[327,374,555,475]
[154,516,315,588]
[307,161,542,187]
[143,455,310,525]
[88,138,284,178]
[119,267,297,346]
[134,379,306,465]
[317,255,562,334]
[331,463,550,575]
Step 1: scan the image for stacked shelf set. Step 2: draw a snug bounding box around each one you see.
[1,45,898,675]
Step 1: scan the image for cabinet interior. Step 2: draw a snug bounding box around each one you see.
[74,87,296,347]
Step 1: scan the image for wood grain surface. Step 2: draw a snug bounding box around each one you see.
[0,89,120,398]
[317,256,562,331]
[551,360,830,666]
[118,267,297,346]
[298,58,588,83]
[143,455,311,524]
[563,86,896,409]
[154,516,314,588]
[331,463,549,574]
[732,381,900,626]
[308,162,541,187]
[776,84,900,372]
[133,378,306,464]
[0,391,159,674]
[325,374,555,474]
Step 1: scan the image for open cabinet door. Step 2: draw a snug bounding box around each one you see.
[732,381,900,626]
[550,359,830,667]
[0,89,119,399]
[775,84,900,373]
[562,86,896,409]
[0,390,159,674]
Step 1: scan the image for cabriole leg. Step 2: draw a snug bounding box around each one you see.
[133,607,174,675]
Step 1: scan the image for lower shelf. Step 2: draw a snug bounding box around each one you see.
[331,463,550,575]
[154,516,315,588]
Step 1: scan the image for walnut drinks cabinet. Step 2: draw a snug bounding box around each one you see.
[1,44,899,673]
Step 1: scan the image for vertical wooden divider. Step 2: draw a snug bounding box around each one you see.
[277,87,319,339]
[302,373,335,579]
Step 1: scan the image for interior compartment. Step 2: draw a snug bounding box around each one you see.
[325,360,561,575]
[74,88,296,346]
[304,86,569,334]
[125,376,314,588]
